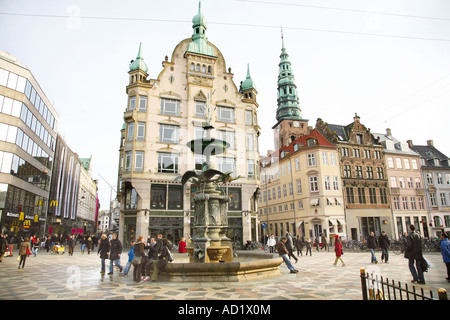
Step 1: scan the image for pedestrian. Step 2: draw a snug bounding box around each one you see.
[86,236,93,254]
[295,235,303,256]
[18,237,31,270]
[45,235,51,253]
[97,234,110,274]
[108,233,123,275]
[439,232,450,282]
[275,236,298,274]
[378,231,390,263]
[321,233,328,251]
[367,232,378,264]
[404,225,425,284]
[31,236,40,257]
[314,236,320,251]
[267,234,276,253]
[121,244,134,276]
[68,235,76,256]
[132,236,145,282]
[143,237,158,281]
[333,235,345,267]
[305,237,312,256]
[151,238,173,282]
[285,232,298,263]
[178,236,187,253]
[0,234,7,262]
[80,235,86,254]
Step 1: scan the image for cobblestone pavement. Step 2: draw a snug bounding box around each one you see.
[0,246,449,301]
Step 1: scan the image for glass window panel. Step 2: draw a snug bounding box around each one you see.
[1,152,12,173]
[129,96,136,110]
[135,151,144,171]
[151,185,166,209]
[195,101,206,117]
[168,186,183,209]
[6,125,17,143]
[16,76,26,93]
[136,122,145,140]
[15,128,23,147]
[138,96,147,112]
[6,72,17,90]
[2,97,13,115]
[161,98,180,116]
[11,100,22,117]
[127,122,134,140]
[0,69,8,86]
[0,123,7,141]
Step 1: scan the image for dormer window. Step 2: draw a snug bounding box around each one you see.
[434,159,440,166]
[306,138,317,147]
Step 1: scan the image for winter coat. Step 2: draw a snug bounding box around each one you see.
[133,241,145,257]
[97,238,110,259]
[404,232,423,260]
[178,241,187,253]
[286,234,294,250]
[127,246,135,263]
[295,238,303,250]
[440,238,450,263]
[156,245,172,269]
[19,241,30,256]
[109,238,123,260]
[367,236,377,249]
[334,240,342,257]
[0,237,7,253]
[276,240,289,255]
[378,234,390,249]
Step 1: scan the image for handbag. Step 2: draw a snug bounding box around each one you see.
[131,256,142,265]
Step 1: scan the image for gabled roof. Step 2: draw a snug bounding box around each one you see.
[409,144,450,170]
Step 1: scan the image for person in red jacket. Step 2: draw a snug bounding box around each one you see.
[333,235,345,267]
[178,237,187,253]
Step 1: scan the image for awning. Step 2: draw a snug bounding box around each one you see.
[310,198,319,206]
[337,218,346,225]
[329,219,337,226]
[296,220,304,228]
[335,198,342,205]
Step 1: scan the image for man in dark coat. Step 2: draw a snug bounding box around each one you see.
[285,232,298,263]
[97,234,110,274]
[404,225,425,284]
[108,233,123,275]
[378,231,390,263]
[276,236,298,274]
[367,232,378,264]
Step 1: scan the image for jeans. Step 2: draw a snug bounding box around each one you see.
[123,261,132,275]
[281,254,295,271]
[370,249,377,263]
[101,258,107,272]
[381,248,389,262]
[109,259,123,273]
[31,247,38,256]
[409,258,425,283]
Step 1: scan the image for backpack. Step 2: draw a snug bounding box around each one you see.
[167,249,174,262]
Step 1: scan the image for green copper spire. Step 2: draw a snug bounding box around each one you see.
[241,64,256,91]
[187,1,214,56]
[276,31,302,122]
[129,42,148,73]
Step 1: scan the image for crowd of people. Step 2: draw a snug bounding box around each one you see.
[1,227,449,285]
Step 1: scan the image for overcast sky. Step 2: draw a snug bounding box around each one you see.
[1,0,449,209]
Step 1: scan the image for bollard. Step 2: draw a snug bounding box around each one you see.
[360,267,368,300]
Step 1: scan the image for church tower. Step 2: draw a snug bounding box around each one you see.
[272,32,308,150]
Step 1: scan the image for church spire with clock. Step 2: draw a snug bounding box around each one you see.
[272,31,308,150]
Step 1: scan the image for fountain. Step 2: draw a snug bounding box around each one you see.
[157,98,283,282]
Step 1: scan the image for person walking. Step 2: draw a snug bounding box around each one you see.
[275,236,298,274]
[378,231,390,263]
[80,236,86,254]
[18,237,31,270]
[68,235,76,256]
[86,236,93,255]
[267,234,276,253]
[151,238,173,282]
[367,232,378,264]
[132,236,145,282]
[295,235,303,256]
[305,237,312,256]
[314,236,320,252]
[121,244,134,276]
[108,233,123,275]
[321,233,328,251]
[404,225,425,284]
[285,232,298,263]
[97,234,110,274]
[439,232,450,282]
[333,235,345,266]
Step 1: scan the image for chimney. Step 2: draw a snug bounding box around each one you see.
[427,140,434,147]
[386,128,392,136]
[407,140,413,148]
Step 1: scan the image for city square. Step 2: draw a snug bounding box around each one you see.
[0,246,448,301]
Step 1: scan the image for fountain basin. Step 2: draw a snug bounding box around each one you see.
[157,252,283,282]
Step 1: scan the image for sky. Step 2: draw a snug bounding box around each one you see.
[1,0,449,210]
